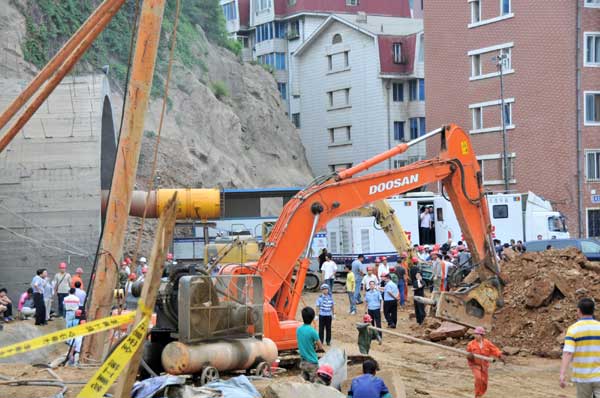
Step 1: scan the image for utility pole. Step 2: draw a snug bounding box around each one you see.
[82,0,167,361]
[494,50,510,193]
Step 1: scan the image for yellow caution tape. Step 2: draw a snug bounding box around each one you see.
[77,315,150,398]
[0,311,137,359]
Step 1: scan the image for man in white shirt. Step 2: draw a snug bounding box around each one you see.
[73,281,86,308]
[420,206,433,244]
[377,257,390,279]
[362,266,379,290]
[321,254,338,291]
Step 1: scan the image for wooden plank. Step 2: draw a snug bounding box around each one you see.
[113,192,178,397]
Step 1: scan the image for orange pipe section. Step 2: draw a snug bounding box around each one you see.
[0,0,125,154]
[82,0,166,362]
[337,143,409,180]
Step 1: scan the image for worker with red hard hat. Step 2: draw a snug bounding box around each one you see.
[466,327,505,397]
[52,262,72,318]
[71,267,85,290]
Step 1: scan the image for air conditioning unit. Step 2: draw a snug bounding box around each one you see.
[287,30,300,40]
[356,11,367,23]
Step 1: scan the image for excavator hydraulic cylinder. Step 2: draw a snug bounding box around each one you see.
[161,337,278,375]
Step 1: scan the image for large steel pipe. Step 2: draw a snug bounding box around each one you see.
[161,338,278,375]
[101,188,221,219]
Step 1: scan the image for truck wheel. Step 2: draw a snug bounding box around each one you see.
[255,361,272,377]
[200,366,219,385]
[304,273,320,291]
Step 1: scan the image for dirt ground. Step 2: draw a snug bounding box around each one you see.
[301,290,576,398]
[0,289,578,398]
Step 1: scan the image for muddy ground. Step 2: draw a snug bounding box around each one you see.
[0,288,577,398]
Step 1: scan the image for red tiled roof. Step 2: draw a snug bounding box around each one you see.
[274,0,411,18]
[378,34,416,75]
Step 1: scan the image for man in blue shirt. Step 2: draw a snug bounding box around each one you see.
[381,273,399,328]
[351,254,365,305]
[365,280,383,338]
[348,359,391,398]
[296,306,324,382]
[316,284,335,345]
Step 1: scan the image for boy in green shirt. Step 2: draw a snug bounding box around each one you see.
[296,306,324,381]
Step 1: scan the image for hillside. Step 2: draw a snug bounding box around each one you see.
[2,0,314,255]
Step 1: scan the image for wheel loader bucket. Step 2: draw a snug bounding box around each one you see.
[435,279,501,330]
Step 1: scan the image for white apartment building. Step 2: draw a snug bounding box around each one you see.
[219,0,425,175]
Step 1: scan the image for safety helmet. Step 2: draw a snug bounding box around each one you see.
[317,364,334,378]
[411,256,419,263]
[363,314,372,323]
[389,266,396,271]
[59,262,67,270]
[367,266,373,271]
[128,273,137,281]
[125,257,132,264]
[167,253,174,260]
[473,326,486,335]
[139,257,147,263]
[380,272,389,278]
[121,261,128,266]
[320,284,330,290]
[75,267,83,274]
[374,257,381,263]
[401,251,408,258]
[142,266,148,274]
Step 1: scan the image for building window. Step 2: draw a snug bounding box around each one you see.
[346,0,359,5]
[499,48,512,72]
[585,33,600,66]
[344,88,350,105]
[256,0,272,12]
[222,1,237,21]
[469,98,515,133]
[393,159,408,169]
[328,92,333,107]
[332,34,343,44]
[585,92,600,125]
[327,55,333,71]
[501,0,511,15]
[288,20,300,39]
[472,54,482,77]
[418,34,424,63]
[275,53,286,70]
[419,117,426,136]
[344,51,349,68]
[292,113,300,128]
[256,23,272,43]
[328,126,352,144]
[477,153,516,185]
[330,163,352,172]
[409,118,419,139]
[470,0,481,24]
[288,0,296,5]
[586,151,600,181]
[274,21,287,39]
[503,102,512,125]
[394,121,405,141]
[409,79,424,101]
[392,83,404,102]
[586,0,600,7]
[277,83,287,100]
[393,43,403,64]
[472,107,483,130]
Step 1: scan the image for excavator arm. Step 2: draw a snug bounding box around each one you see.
[222,125,501,350]
[352,200,413,257]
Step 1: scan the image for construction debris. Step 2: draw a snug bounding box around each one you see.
[490,248,600,357]
[428,322,468,341]
[263,381,344,398]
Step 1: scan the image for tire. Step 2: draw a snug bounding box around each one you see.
[304,273,320,291]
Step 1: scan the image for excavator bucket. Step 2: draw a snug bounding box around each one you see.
[434,279,502,330]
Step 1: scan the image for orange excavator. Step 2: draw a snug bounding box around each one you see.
[221,124,503,350]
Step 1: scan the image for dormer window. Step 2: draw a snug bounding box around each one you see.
[393,43,402,64]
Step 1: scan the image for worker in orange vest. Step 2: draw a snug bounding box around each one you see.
[466,327,505,397]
